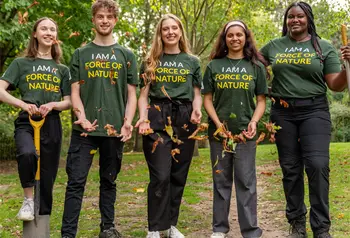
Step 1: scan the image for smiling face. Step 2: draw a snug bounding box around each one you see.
[161,18,182,48]
[92,7,117,36]
[225,25,246,55]
[286,6,308,36]
[34,19,57,48]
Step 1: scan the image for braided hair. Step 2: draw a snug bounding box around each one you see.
[282,1,323,61]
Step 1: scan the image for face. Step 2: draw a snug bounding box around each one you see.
[161,18,182,48]
[92,7,117,36]
[34,19,57,48]
[225,26,246,54]
[286,6,308,35]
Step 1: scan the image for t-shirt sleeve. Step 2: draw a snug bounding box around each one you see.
[260,42,271,63]
[60,66,71,97]
[192,57,202,88]
[139,62,146,88]
[255,63,268,96]
[322,42,341,75]
[126,50,139,85]
[201,63,214,94]
[0,59,20,87]
[69,49,80,84]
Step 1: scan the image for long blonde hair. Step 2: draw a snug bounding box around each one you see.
[144,14,191,84]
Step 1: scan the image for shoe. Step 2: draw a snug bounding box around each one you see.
[314,232,332,238]
[168,226,185,238]
[146,231,160,238]
[17,197,34,221]
[99,227,122,238]
[211,232,228,238]
[287,216,307,238]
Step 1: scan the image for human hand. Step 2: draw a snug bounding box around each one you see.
[22,103,39,116]
[190,108,202,124]
[74,118,98,132]
[120,122,133,142]
[135,118,151,135]
[242,120,257,139]
[341,45,350,61]
[39,102,56,117]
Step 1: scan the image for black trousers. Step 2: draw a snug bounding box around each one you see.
[14,110,62,215]
[270,95,331,234]
[61,130,123,238]
[143,99,196,231]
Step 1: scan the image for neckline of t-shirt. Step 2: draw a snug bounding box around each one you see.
[226,56,244,61]
[163,52,183,56]
[90,41,119,48]
[287,34,311,44]
[33,57,55,62]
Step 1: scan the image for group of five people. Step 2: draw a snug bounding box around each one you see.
[1,0,350,238]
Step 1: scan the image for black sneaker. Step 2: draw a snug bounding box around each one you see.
[287,216,307,238]
[99,227,122,238]
[314,232,332,238]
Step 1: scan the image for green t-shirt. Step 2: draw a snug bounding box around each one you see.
[202,57,268,135]
[261,35,341,98]
[140,53,202,100]
[0,57,71,106]
[70,42,138,136]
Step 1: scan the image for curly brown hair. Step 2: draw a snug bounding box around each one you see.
[92,0,119,18]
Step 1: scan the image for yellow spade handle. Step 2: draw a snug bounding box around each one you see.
[29,117,45,180]
[341,24,348,46]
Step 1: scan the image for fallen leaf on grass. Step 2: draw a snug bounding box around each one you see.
[261,171,273,176]
[133,188,145,193]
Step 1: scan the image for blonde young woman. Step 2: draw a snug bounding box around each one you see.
[135,13,202,238]
[0,17,71,221]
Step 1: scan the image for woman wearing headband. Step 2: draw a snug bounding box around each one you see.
[202,20,268,238]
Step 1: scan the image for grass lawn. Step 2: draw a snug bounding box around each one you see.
[0,143,349,237]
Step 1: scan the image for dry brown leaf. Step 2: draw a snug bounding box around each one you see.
[161,86,172,100]
[104,124,120,137]
[171,148,180,162]
[154,104,161,112]
[256,132,266,145]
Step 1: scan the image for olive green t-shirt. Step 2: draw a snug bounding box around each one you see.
[70,42,138,136]
[261,35,341,98]
[202,57,268,135]
[139,53,202,100]
[0,57,71,105]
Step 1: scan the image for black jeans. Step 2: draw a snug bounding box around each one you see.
[270,95,331,234]
[143,99,196,231]
[61,130,123,238]
[14,110,62,215]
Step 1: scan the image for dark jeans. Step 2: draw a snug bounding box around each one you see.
[14,110,62,215]
[270,95,331,234]
[61,130,123,238]
[143,99,196,231]
[210,140,262,238]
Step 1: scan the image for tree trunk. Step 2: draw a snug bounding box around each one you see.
[133,131,143,152]
[192,141,199,157]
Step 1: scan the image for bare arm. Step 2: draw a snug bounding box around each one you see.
[203,92,221,129]
[39,95,72,117]
[120,84,137,142]
[71,82,97,131]
[243,94,266,139]
[190,86,202,124]
[325,71,347,92]
[135,84,151,134]
[0,80,38,115]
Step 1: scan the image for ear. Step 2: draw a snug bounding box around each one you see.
[33,32,37,38]
[114,17,118,24]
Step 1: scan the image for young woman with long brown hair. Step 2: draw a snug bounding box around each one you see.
[202,20,268,238]
[0,17,71,221]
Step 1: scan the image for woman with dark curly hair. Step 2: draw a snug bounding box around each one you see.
[261,2,350,237]
[202,20,268,238]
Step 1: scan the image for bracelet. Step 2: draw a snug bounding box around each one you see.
[250,120,258,124]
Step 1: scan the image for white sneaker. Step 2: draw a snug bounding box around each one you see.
[168,226,185,238]
[211,232,228,238]
[146,231,160,238]
[17,197,34,221]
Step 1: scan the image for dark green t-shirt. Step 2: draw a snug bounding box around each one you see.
[202,57,268,135]
[261,35,341,98]
[140,53,202,100]
[70,42,138,136]
[0,57,71,105]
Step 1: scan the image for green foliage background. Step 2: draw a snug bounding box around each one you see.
[0,0,350,159]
